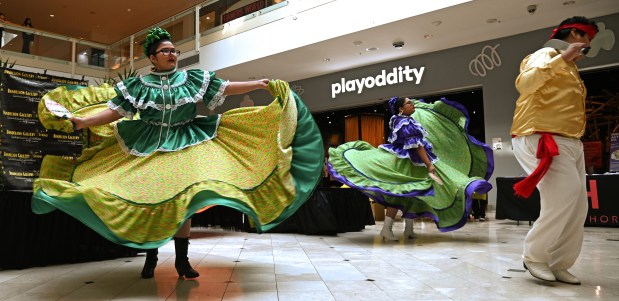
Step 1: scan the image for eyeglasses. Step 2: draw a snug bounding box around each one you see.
[155,48,181,56]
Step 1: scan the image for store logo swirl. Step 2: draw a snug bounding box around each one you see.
[290,84,304,96]
[469,44,501,77]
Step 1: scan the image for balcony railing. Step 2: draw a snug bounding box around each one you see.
[0,0,290,78]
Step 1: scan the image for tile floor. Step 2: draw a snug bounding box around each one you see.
[1,214,618,301]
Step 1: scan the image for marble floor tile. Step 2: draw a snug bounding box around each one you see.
[0,213,617,300]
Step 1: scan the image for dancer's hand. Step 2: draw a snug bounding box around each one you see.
[428,166,443,185]
[562,42,588,62]
[69,116,86,131]
[257,78,269,90]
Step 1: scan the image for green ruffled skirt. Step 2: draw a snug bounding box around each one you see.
[32,81,323,248]
[328,99,493,231]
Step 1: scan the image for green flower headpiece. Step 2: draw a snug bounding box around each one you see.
[143,27,171,57]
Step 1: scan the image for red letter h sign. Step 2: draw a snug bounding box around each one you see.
[587,180,599,209]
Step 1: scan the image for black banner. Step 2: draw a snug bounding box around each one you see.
[496,175,619,227]
[1,68,87,191]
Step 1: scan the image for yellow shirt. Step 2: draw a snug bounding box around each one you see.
[510,47,587,139]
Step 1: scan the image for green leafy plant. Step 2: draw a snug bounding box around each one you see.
[0,57,16,68]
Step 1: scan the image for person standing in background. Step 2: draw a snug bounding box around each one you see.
[22,18,34,54]
[510,16,598,285]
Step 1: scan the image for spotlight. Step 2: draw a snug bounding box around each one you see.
[392,41,405,49]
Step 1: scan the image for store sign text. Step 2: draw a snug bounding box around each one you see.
[331,66,425,99]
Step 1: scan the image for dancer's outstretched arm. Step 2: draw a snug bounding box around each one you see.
[70,108,123,130]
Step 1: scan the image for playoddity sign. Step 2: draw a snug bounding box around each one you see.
[331,65,425,99]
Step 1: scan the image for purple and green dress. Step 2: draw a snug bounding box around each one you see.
[328,99,493,231]
[31,70,323,249]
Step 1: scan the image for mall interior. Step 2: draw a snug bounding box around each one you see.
[0,0,618,300]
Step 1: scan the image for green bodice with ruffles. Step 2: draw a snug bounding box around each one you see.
[108,69,228,156]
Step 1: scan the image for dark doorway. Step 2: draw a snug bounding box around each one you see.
[312,87,486,150]
[580,66,619,173]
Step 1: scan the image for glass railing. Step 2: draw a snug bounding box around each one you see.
[0,0,290,75]
[109,0,290,71]
[0,23,110,70]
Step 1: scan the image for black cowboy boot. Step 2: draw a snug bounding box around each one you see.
[141,249,158,279]
[174,237,200,278]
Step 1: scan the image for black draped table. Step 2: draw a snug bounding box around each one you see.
[495,174,619,227]
[1,187,374,269]
[194,187,376,235]
[0,190,139,270]
[268,187,375,235]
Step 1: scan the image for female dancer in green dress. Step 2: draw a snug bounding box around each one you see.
[328,97,493,238]
[32,28,323,278]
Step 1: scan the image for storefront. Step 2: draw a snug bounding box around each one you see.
[269,12,619,211]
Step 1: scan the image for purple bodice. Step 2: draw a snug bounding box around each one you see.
[378,114,438,165]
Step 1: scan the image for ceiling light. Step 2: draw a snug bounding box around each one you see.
[127,8,132,12]
[353,41,362,46]
[366,47,379,51]
[563,1,575,5]
[431,21,442,26]
[486,18,499,23]
[50,14,55,17]
[393,41,405,49]
[423,34,433,39]
[324,58,331,62]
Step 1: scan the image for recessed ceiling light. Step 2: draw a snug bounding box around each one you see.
[324,58,331,62]
[431,21,442,26]
[486,18,499,23]
[423,34,433,39]
[563,1,576,5]
[49,14,55,17]
[366,47,379,51]
[127,8,132,12]
[353,41,362,46]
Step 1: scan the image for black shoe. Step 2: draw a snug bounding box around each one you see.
[175,260,200,278]
[141,249,158,279]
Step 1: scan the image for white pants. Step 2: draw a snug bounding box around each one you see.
[512,135,588,270]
